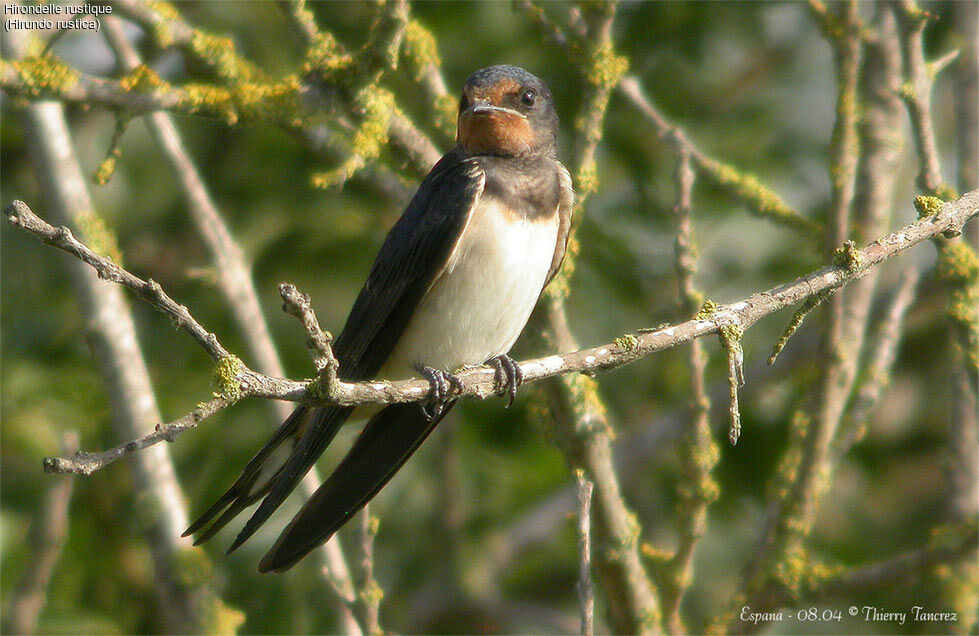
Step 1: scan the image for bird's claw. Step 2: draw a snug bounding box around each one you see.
[417,364,463,421]
[488,354,523,407]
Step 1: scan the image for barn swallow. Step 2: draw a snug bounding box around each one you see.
[184,65,574,573]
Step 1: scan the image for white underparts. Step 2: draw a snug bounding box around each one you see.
[380,197,559,378]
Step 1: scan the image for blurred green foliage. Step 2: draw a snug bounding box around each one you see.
[1,1,973,634]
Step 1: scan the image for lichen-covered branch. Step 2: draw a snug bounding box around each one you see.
[893,0,979,389]
[276,0,442,171]
[105,0,266,82]
[1,0,443,180]
[658,149,719,634]
[892,0,954,197]
[401,16,455,139]
[519,3,662,632]
[817,0,861,253]
[803,523,977,602]
[731,5,870,626]
[88,20,372,632]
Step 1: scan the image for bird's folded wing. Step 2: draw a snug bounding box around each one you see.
[189,152,486,554]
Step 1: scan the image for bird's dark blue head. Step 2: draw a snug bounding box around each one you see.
[456,65,559,158]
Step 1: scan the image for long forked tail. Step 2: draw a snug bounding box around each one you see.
[183,405,348,547]
[258,401,455,573]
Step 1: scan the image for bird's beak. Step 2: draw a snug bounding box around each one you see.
[464,100,527,119]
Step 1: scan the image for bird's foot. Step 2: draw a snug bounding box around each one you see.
[416,364,463,421]
[488,354,523,407]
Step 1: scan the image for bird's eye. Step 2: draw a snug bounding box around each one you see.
[520,89,536,107]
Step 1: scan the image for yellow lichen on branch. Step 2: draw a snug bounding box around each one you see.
[190,31,265,83]
[179,76,304,126]
[120,64,168,93]
[311,85,395,189]
[303,31,356,83]
[11,55,79,96]
[936,240,979,381]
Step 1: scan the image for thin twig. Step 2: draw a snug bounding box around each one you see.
[617,77,820,238]
[573,470,595,636]
[806,524,978,599]
[11,191,977,473]
[734,5,905,627]
[353,507,383,636]
[42,396,231,475]
[279,283,338,380]
[833,268,920,460]
[5,200,229,361]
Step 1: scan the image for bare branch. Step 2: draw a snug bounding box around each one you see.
[947,367,979,521]
[11,190,977,473]
[99,20,368,631]
[5,20,230,625]
[311,532,365,636]
[279,283,339,379]
[42,396,232,475]
[517,5,665,631]
[353,509,383,636]
[733,4,867,624]
[102,15,289,396]
[894,0,978,397]
[5,200,229,361]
